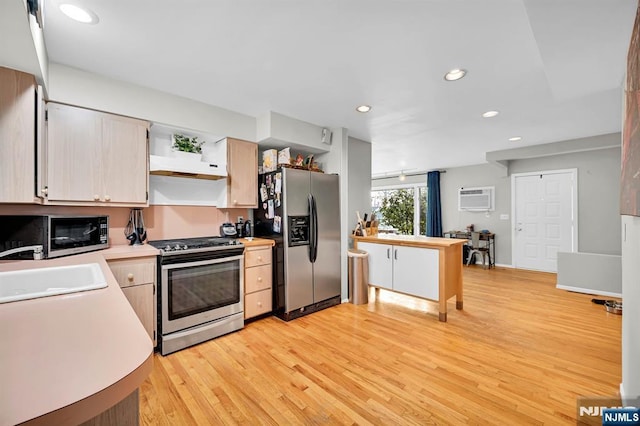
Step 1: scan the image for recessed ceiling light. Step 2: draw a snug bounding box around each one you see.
[509,136,522,142]
[482,110,499,118]
[444,68,467,81]
[356,105,372,113]
[59,4,99,24]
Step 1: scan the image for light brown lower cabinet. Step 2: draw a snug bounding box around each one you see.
[244,245,273,319]
[121,284,155,343]
[107,257,157,345]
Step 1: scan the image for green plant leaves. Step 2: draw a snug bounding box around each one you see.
[172,134,205,154]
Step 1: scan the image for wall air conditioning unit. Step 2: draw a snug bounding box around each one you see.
[458,186,494,211]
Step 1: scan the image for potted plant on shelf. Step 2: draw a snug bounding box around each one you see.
[171,134,205,161]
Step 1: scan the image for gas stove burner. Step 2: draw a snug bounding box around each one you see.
[149,236,243,255]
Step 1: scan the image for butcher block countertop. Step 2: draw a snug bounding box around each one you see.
[351,234,467,248]
[0,251,153,426]
[240,237,275,248]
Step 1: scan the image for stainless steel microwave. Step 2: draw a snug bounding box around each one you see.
[0,215,109,259]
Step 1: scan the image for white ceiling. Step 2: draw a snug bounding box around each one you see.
[41,0,637,176]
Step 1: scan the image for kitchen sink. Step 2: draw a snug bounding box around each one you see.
[0,263,108,304]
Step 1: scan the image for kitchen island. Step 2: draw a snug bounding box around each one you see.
[0,251,154,426]
[352,234,466,322]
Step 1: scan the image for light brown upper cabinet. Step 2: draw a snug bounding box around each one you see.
[222,137,258,208]
[0,67,39,203]
[45,102,149,206]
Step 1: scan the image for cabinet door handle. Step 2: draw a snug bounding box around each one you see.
[104,195,111,202]
[258,301,262,307]
[394,249,397,260]
[94,194,100,201]
[257,277,262,282]
[41,187,48,196]
[127,273,134,282]
[387,248,390,259]
[257,256,262,261]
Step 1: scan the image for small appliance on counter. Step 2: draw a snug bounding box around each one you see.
[124,208,147,245]
[0,215,109,259]
[234,219,253,238]
[220,222,238,237]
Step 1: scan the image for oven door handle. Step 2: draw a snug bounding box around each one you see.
[161,254,245,270]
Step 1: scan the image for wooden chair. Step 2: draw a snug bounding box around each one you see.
[466,232,490,269]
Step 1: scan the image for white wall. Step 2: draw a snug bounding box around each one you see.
[510,145,621,256]
[257,111,330,154]
[47,63,256,141]
[316,128,350,301]
[0,0,48,88]
[440,165,512,264]
[372,139,621,266]
[621,215,640,401]
[347,137,372,243]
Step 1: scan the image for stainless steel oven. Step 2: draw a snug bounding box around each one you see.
[151,237,244,355]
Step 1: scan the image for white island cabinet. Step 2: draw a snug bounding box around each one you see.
[360,242,393,290]
[353,234,466,322]
[359,243,439,300]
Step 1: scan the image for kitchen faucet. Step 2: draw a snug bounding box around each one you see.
[0,245,44,260]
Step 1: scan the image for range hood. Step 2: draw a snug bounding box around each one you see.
[149,155,227,180]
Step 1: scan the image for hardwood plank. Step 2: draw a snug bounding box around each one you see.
[140,267,621,425]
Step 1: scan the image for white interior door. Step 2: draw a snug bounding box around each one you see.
[512,170,577,272]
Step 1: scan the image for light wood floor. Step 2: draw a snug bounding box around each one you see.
[139,267,621,425]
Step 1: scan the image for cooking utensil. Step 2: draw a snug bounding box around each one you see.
[125,208,147,245]
[125,210,135,243]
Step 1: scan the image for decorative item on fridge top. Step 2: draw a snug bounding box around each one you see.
[262,149,278,172]
[124,208,147,245]
[278,148,291,165]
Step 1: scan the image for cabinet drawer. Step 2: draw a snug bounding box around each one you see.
[245,247,271,268]
[244,288,272,319]
[107,257,156,288]
[245,264,272,293]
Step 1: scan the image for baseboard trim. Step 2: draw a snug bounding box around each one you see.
[495,263,514,268]
[556,284,622,298]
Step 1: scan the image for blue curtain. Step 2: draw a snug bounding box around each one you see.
[426,171,442,237]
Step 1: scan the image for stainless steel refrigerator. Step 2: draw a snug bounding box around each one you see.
[254,167,341,320]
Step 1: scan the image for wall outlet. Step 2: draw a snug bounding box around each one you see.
[237,216,243,223]
[500,214,509,220]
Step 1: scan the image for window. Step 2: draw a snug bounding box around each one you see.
[371,184,427,236]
